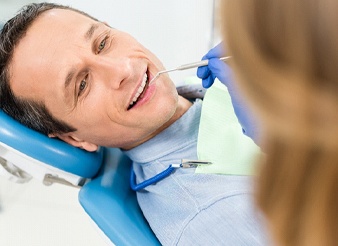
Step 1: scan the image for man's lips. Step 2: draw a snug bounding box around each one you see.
[128,70,150,110]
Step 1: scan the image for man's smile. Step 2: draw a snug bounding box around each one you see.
[128,69,150,110]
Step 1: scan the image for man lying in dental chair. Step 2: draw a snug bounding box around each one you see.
[0,3,269,245]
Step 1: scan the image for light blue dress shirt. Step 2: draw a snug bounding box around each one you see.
[123,100,270,246]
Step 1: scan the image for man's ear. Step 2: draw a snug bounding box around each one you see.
[48,133,98,152]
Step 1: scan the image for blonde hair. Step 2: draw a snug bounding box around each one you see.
[220,0,338,245]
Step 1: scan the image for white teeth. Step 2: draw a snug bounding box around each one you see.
[142,73,147,83]
[129,73,148,106]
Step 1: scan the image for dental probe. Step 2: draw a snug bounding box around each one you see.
[149,56,231,84]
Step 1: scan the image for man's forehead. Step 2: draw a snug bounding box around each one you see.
[33,8,97,34]
[13,8,98,58]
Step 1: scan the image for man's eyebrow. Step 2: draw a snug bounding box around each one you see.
[84,23,99,41]
[64,24,100,97]
[64,68,76,90]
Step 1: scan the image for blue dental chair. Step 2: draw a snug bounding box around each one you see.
[0,110,160,246]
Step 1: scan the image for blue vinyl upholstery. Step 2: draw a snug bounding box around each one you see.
[79,148,160,245]
[0,110,103,178]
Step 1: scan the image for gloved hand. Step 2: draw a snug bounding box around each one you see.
[197,43,260,144]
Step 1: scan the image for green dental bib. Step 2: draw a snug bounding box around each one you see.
[196,80,260,175]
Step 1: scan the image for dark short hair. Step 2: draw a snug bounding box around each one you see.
[0,2,97,135]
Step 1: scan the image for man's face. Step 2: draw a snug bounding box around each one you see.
[9,9,181,150]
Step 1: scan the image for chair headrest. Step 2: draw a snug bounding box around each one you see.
[0,110,103,178]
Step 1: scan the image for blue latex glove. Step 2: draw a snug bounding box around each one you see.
[197,43,260,144]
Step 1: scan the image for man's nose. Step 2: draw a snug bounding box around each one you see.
[93,56,132,89]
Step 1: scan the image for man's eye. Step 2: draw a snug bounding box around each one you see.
[98,37,107,53]
[78,78,87,96]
